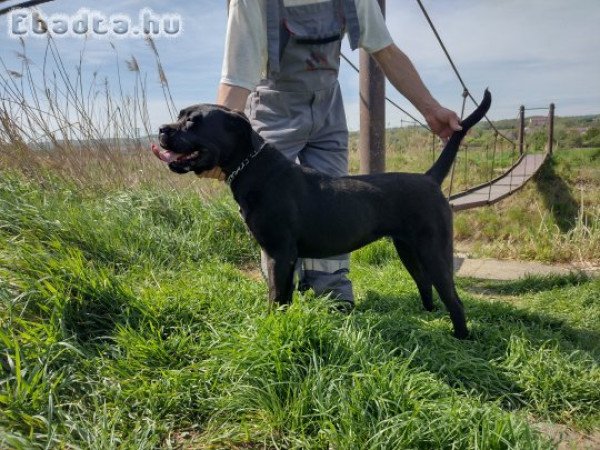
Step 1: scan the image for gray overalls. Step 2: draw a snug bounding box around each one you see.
[245,0,361,303]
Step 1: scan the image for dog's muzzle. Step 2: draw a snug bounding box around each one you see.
[151,143,200,164]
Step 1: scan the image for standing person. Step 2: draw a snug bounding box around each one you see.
[204,0,462,310]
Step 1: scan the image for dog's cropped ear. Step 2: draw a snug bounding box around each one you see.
[224,109,252,133]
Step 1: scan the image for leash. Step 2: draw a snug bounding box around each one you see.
[226,141,267,185]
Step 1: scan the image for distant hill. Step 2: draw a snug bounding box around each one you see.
[480,114,600,131]
[349,114,600,150]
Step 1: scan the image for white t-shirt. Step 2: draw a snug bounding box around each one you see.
[221,0,394,90]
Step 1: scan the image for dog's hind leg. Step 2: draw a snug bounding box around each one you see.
[416,244,468,339]
[392,238,434,311]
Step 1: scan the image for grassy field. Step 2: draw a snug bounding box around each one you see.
[348,130,600,265]
[451,147,599,264]
[1,173,599,449]
[1,39,599,448]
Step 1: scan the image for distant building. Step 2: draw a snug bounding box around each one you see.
[528,116,548,128]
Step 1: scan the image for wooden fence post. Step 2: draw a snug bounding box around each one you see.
[518,105,525,155]
[547,103,555,155]
[359,0,386,174]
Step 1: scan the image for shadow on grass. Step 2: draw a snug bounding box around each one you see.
[61,279,147,345]
[457,271,591,296]
[355,274,599,411]
[533,159,579,232]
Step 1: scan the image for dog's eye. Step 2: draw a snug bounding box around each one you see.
[186,113,202,126]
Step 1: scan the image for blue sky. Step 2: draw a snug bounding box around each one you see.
[1,0,599,131]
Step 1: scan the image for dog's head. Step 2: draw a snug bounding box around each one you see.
[152,104,251,175]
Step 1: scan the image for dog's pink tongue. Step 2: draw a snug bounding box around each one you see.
[151,143,180,163]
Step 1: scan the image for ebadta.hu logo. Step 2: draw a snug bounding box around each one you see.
[6,8,182,38]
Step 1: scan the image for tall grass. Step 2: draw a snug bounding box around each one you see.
[348,125,522,196]
[453,149,600,263]
[0,32,529,197]
[0,34,222,197]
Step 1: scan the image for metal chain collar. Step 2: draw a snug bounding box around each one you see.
[226,143,266,185]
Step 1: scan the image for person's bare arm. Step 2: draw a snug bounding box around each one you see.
[217,83,251,111]
[372,43,461,140]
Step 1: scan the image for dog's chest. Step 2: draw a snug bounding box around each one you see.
[236,190,259,216]
[235,191,261,231]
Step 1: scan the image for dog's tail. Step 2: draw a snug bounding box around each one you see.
[426,89,492,185]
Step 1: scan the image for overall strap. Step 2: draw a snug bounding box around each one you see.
[266,0,283,76]
[341,0,360,50]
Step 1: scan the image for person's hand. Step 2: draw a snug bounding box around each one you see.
[424,106,462,141]
[196,167,226,181]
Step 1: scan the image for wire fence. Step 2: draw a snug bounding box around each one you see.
[341,0,555,206]
[1,0,553,206]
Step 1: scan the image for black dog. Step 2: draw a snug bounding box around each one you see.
[153,90,491,339]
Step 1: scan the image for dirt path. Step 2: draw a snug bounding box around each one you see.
[531,422,600,450]
[454,256,599,280]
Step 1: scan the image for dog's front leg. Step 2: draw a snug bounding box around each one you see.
[264,248,297,307]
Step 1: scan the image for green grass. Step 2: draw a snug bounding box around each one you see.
[452,147,599,263]
[1,174,598,449]
[349,129,600,264]
[1,36,597,448]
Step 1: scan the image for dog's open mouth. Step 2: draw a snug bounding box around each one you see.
[151,143,200,164]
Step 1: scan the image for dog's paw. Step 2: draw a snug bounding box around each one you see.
[329,300,355,314]
[453,328,470,340]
